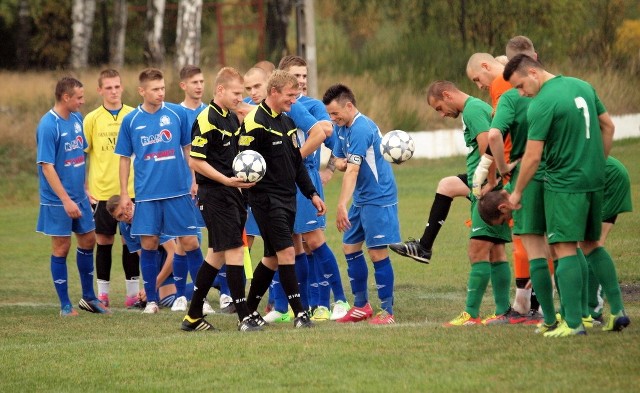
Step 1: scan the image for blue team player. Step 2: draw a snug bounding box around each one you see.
[114,68,206,314]
[36,77,110,316]
[322,83,401,324]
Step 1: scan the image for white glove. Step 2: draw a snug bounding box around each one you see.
[472,154,493,198]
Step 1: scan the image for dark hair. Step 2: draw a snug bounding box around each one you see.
[55,77,83,101]
[278,55,307,71]
[139,68,163,84]
[106,195,121,216]
[322,83,356,107]
[503,54,541,81]
[477,191,507,224]
[98,69,120,87]
[425,80,457,101]
[179,65,202,80]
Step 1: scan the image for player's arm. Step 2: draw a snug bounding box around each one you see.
[299,121,331,158]
[488,128,516,175]
[336,155,361,232]
[40,163,81,218]
[510,140,544,207]
[598,112,615,158]
[118,155,133,211]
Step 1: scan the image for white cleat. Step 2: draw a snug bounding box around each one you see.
[171,296,188,312]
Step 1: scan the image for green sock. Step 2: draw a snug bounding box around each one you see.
[587,263,602,318]
[556,255,583,329]
[529,258,556,326]
[587,247,624,314]
[577,249,589,318]
[490,261,511,315]
[464,262,490,318]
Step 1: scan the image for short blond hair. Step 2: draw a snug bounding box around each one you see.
[215,67,243,87]
[266,70,298,95]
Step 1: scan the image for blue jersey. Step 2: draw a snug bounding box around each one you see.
[36,110,87,205]
[115,102,192,202]
[181,102,207,130]
[243,97,255,104]
[332,112,397,206]
[285,100,321,169]
[298,95,333,169]
[119,221,173,253]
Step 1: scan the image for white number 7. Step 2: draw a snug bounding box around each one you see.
[574,97,591,139]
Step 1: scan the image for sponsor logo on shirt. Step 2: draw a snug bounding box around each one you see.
[141,129,172,146]
[159,115,171,127]
[143,149,176,161]
[64,135,84,152]
[74,122,82,134]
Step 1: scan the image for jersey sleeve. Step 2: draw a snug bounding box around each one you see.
[83,110,95,152]
[190,112,208,161]
[491,94,516,136]
[287,102,319,133]
[36,117,57,165]
[114,117,133,157]
[331,128,346,159]
[463,103,491,141]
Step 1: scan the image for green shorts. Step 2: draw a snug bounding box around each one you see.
[544,189,602,244]
[512,179,546,235]
[469,198,512,243]
[603,172,632,222]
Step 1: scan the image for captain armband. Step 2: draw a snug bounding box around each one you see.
[347,154,363,166]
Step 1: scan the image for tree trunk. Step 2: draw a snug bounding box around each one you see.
[145,0,166,67]
[109,0,128,68]
[70,0,97,69]
[16,0,32,70]
[265,0,293,63]
[175,0,202,70]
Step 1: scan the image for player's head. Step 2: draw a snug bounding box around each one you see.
[97,69,123,107]
[254,60,276,76]
[426,80,463,119]
[214,67,244,111]
[106,195,134,224]
[494,55,508,66]
[503,54,545,97]
[322,83,357,127]
[506,35,537,61]
[138,68,165,106]
[55,76,84,112]
[477,190,513,225]
[466,52,504,91]
[265,70,299,113]
[243,67,268,104]
[179,65,204,102]
[278,55,307,95]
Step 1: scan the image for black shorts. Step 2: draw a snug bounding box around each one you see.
[93,201,118,236]
[249,192,295,258]
[456,173,472,201]
[198,186,246,252]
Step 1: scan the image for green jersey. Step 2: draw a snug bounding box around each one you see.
[527,76,607,192]
[462,97,492,189]
[603,156,633,219]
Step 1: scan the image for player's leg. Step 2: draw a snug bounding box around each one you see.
[122,238,141,308]
[292,233,309,311]
[93,201,117,307]
[132,200,163,313]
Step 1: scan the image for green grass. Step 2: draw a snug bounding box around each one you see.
[1,139,639,392]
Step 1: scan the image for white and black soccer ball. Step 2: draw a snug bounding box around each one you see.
[380,130,415,164]
[232,150,267,182]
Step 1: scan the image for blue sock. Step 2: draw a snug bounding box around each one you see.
[316,242,347,302]
[294,253,309,310]
[187,250,203,283]
[77,248,96,300]
[214,265,230,296]
[307,253,320,308]
[141,249,159,302]
[272,270,289,313]
[373,257,394,314]
[346,251,368,307]
[184,248,205,296]
[172,253,188,298]
[51,255,71,308]
[159,294,176,308]
[185,282,194,301]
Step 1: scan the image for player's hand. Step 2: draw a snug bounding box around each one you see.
[334,158,347,172]
[137,290,147,303]
[88,192,98,205]
[312,195,326,216]
[227,177,256,189]
[503,159,520,176]
[320,168,334,185]
[336,205,350,232]
[118,194,133,217]
[508,191,522,210]
[62,199,82,219]
[190,182,198,199]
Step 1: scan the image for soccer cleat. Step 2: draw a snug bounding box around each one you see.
[78,298,111,314]
[294,312,314,328]
[142,301,159,314]
[443,311,482,327]
[219,294,236,314]
[369,310,396,325]
[602,310,631,332]
[482,308,528,325]
[582,315,602,329]
[250,311,268,327]
[336,303,373,323]
[171,296,188,312]
[264,302,274,314]
[238,316,263,332]
[534,321,558,334]
[523,309,544,325]
[202,299,215,316]
[60,304,79,317]
[389,238,431,264]
[310,306,331,322]
[125,295,144,309]
[543,321,586,337]
[98,293,110,307]
[329,300,350,321]
[181,315,216,332]
[264,309,292,323]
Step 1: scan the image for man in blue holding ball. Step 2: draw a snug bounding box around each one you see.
[323,83,400,324]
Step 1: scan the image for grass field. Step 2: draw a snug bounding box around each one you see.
[1,139,639,392]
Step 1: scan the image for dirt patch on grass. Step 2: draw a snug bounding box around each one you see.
[620,283,640,302]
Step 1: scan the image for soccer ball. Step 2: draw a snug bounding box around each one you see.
[380,130,415,164]
[232,150,267,182]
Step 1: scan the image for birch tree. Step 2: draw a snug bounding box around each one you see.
[175,0,202,70]
[70,0,96,69]
[145,0,166,66]
[109,0,128,68]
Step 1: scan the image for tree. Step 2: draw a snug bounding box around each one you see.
[175,0,202,70]
[265,0,293,63]
[15,0,32,70]
[70,0,96,69]
[109,0,127,68]
[145,0,166,66]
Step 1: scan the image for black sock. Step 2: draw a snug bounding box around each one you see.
[122,244,140,279]
[187,262,218,319]
[419,193,453,250]
[278,264,304,315]
[531,289,540,312]
[247,262,276,312]
[227,265,250,320]
[96,244,113,281]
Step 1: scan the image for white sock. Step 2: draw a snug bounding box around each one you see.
[513,287,531,314]
[125,277,140,297]
[97,279,110,295]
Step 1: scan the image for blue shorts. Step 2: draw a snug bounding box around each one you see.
[343,204,401,248]
[36,199,95,236]
[245,207,261,237]
[132,195,200,237]
[294,169,326,234]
